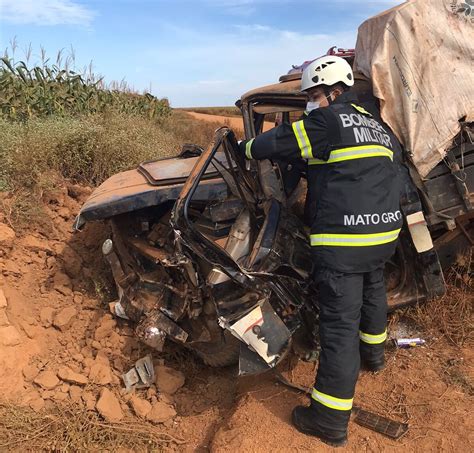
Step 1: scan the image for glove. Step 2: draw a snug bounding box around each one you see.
[238,139,250,160]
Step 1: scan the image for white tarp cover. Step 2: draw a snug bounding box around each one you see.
[354,0,474,177]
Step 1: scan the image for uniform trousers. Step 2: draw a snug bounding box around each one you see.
[310,266,388,431]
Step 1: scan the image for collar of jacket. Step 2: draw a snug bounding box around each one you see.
[333,91,358,104]
[306,91,359,117]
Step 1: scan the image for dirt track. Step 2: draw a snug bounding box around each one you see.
[184,111,275,136]
[0,114,472,451]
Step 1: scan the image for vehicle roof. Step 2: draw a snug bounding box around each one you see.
[238,70,370,105]
[239,78,303,104]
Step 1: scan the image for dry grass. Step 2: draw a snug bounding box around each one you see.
[0,110,222,229]
[0,402,186,451]
[404,254,473,347]
[0,190,53,231]
[441,357,474,395]
[0,111,220,190]
[165,110,222,147]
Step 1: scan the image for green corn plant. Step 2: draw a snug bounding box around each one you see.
[0,50,170,121]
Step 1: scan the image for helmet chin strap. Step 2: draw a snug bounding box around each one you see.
[323,87,334,105]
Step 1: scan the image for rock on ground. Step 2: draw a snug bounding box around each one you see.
[95,350,111,366]
[0,224,16,248]
[34,370,60,390]
[146,401,176,424]
[53,271,72,296]
[0,325,21,346]
[69,385,82,403]
[94,316,117,341]
[53,306,77,331]
[39,307,55,327]
[89,362,113,385]
[30,397,46,412]
[154,365,185,395]
[53,390,68,402]
[20,235,53,254]
[129,395,152,418]
[23,390,46,413]
[23,364,40,382]
[96,388,123,422]
[20,321,39,339]
[57,366,88,385]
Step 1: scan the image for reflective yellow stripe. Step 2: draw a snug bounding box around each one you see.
[351,103,373,116]
[359,329,387,344]
[245,138,254,159]
[311,388,353,411]
[310,228,401,247]
[308,145,393,165]
[292,120,313,159]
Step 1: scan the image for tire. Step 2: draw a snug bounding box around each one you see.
[190,330,240,367]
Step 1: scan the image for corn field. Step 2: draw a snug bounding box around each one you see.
[0,57,170,121]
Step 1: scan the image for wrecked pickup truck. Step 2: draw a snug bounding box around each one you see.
[73,95,472,376]
[74,2,473,375]
[75,129,319,375]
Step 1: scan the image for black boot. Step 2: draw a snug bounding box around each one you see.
[360,342,385,372]
[361,356,385,372]
[291,405,348,447]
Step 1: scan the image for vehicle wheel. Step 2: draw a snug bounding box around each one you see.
[190,330,240,367]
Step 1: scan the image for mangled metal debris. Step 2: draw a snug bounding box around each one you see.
[122,354,155,392]
[109,301,129,320]
[136,310,188,351]
[222,299,291,375]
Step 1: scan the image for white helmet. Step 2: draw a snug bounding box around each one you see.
[301,55,354,92]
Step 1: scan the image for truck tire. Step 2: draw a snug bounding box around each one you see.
[190,331,240,367]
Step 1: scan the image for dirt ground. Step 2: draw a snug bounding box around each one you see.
[0,168,472,451]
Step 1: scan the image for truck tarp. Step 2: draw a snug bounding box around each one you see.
[354,0,474,177]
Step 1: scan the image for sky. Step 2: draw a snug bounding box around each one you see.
[0,0,400,107]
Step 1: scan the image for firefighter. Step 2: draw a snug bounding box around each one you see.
[239,55,402,447]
